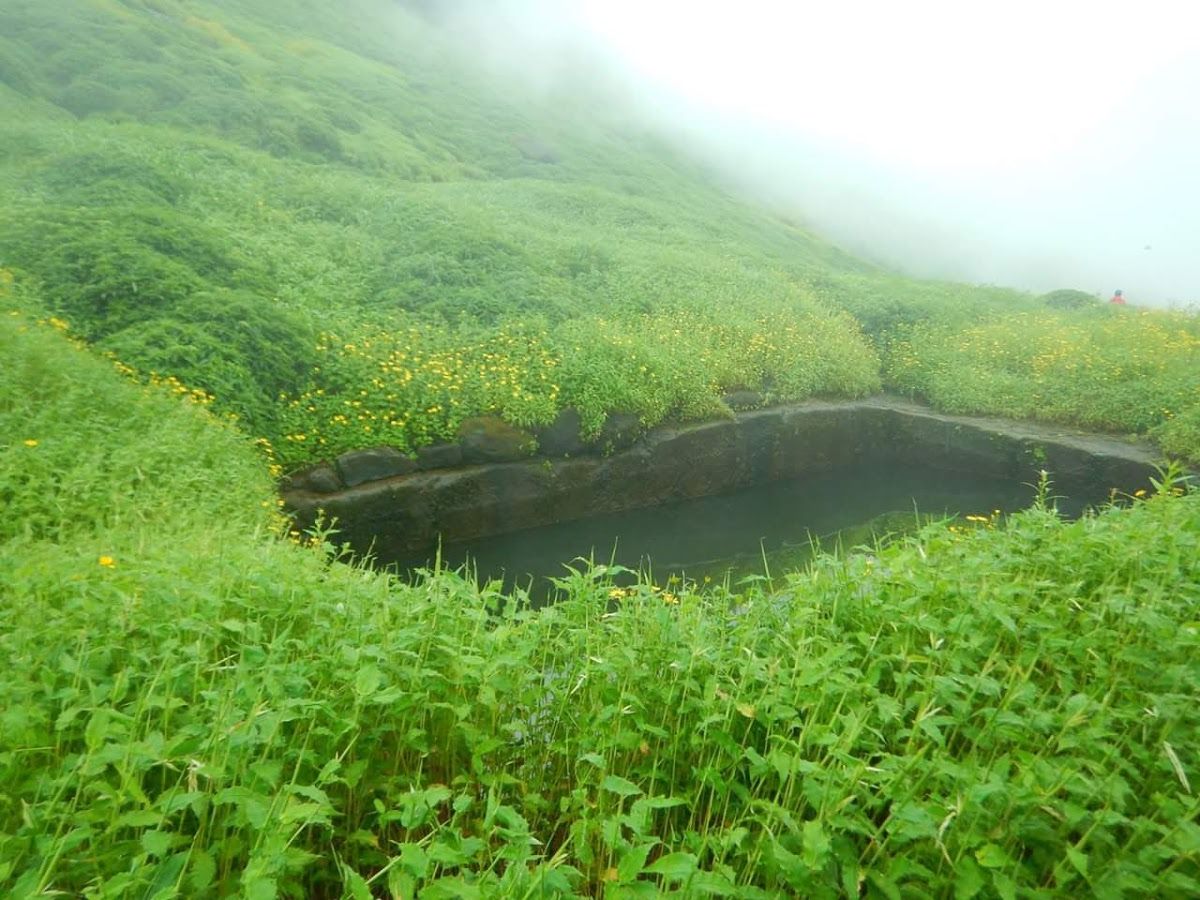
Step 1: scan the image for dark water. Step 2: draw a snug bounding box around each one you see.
[381,462,1108,600]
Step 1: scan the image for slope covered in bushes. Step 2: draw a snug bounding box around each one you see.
[2,3,1199,895]
[0,0,1050,468]
[4,303,1199,898]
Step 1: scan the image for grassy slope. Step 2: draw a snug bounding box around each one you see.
[5,1,1194,468]
[2,1,1200,896]
[1,0,1043,467]
[4,310,1199,897]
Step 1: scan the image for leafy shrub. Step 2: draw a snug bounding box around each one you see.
[99,291,318,434]
[1155,404,1200,464]
[2,205,246,338]
[886,308,1200,436]
[3,315,1199,896]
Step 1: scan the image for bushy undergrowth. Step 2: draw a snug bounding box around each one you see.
[274,304,879,465]
[809,273,1042,341]
[0,0,988,467]
[3,5,1200,892]
[886,308,1200,462]
[4,280,1200,899]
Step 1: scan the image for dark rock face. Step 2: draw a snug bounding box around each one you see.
[283,398,1163,557]
[335,447,416,487]
[535,408,585,457]
[458,416,536,464]
[723,389,763,411]
[597,412,642,453]
[285,463,342,494]
[415,442,463,471]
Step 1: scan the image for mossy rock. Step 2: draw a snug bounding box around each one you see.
[335,447,416,487]
[535,408,585,457]
[458,416,536,463]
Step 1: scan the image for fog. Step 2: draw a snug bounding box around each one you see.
[423,0,1200,306]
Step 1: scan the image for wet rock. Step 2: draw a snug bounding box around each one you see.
[415,442,463,471]
[723,390,763,411]
[595,412,642,453]
[335,447,416,487]
[535,408,585,457]
[280,397,1169,557]
[285,463,342,494]
[458,416,536,464]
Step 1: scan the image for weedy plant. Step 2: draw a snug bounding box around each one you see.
[885,308,1200,463]
[3,314,1199,898]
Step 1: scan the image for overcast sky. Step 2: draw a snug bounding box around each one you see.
[462,0,1200,305]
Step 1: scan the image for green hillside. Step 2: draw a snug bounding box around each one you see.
[0,0,1057,466]
[2,1,1199,896]
[5,0,1197,466]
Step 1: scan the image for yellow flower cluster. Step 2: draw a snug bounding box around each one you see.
[887,308,1200,436]
[608,584,680,605]
[273,302,878,466]
[146,371,214,406]
[281,322,562,457]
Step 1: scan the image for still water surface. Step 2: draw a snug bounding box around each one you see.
[380,462,1104,600]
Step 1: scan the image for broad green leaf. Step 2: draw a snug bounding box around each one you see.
[643,795,686,809]
[84,709,109,751]
[974,843,1010,869]
[867,871,902,900]
[189,849,216,892]
[953,857,986,899]
[644,852,697,881]
[802,819,831,870]
[992,871,1018,900]
[342,865,372,900]
[140,829,173,858]
[1065,845,1089,878]
[396,842,429,879]
[601,774,643,797]
[214,787,271,830]
[689,870,738,895]
[354,665,381,698]
[617,843,653,882]
[242,874,277,900]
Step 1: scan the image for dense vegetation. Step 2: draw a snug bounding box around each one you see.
[886,308,1200,462]
[5,306,1199,899]
[2,1,1198,897]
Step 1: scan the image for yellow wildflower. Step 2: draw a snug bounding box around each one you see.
[98,555,116,568]
[23,439,38,447]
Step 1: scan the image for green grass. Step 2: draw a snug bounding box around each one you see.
[3,313,1199,897]
[3,1,1200,895]
[886,307,1200,463]
[0,0,1010,469]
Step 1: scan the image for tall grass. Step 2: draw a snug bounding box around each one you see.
[274,304,880,466]
[3,303,1198,898]
[885,307,1200,462]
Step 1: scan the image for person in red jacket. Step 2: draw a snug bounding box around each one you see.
[1110,289,1127,305]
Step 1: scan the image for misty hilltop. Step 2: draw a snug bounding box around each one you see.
[1,0,1197,470]
[0,0,1029,455]
[3,3,1200,898]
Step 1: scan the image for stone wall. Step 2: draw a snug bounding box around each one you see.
[282,398,1163,555]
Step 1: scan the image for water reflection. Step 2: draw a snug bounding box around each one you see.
[377,462,1110,601]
